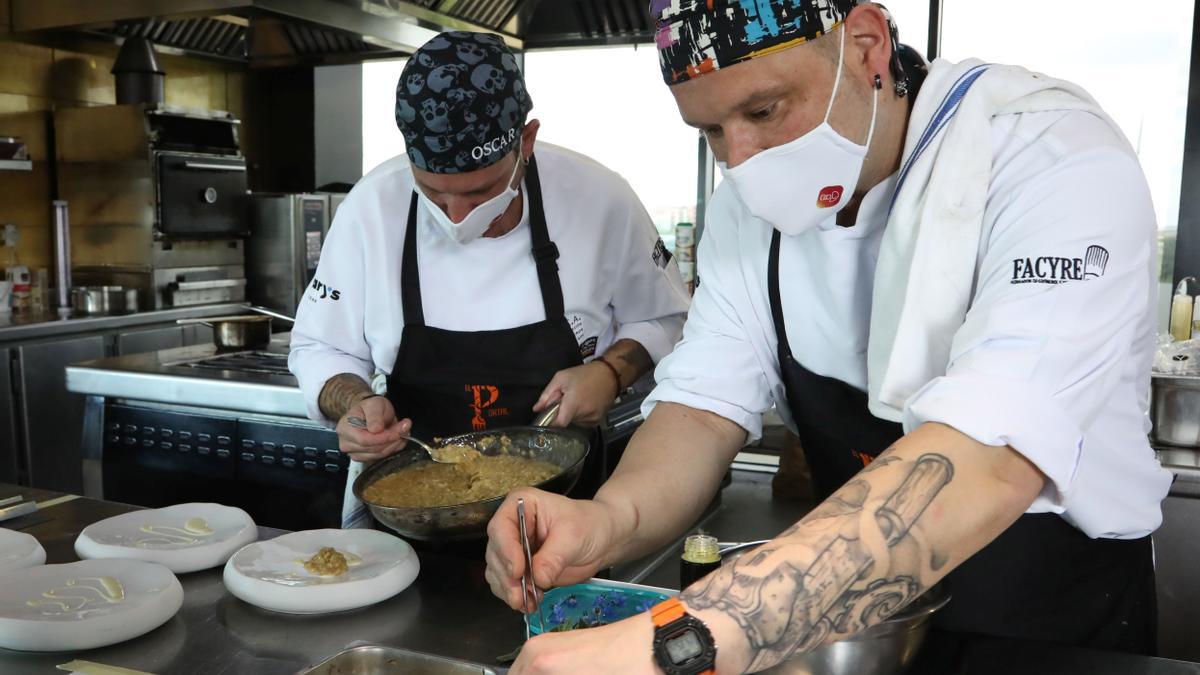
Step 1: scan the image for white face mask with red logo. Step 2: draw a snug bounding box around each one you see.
[720,26,878,236]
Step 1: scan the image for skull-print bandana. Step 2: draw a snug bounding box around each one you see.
[396,31,533,174]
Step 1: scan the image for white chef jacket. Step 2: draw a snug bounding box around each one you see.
[291,142,692,424]
[646,108,1172,539]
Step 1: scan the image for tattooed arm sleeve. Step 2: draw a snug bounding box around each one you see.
[318,373,376,421]
[681,422,1045,674]
[596,338,654,389]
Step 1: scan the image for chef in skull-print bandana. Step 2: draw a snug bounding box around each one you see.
[395,31,533,175]
[289,29,693,528]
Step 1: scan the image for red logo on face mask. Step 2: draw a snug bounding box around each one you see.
[817,186,844,208]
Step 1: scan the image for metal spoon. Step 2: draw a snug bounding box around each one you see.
[345,416,477,464]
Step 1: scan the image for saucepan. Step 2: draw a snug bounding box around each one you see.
[176,306,296,351]
[353,425,590,541]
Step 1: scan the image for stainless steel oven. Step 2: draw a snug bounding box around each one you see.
[100,400,347,531]
[156,152,248,237]
[244,193,346,318]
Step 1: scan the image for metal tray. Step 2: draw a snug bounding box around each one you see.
[1152,373,1200,448]
[300,645,502,675]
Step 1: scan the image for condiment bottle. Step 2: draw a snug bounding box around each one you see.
[680,532,721,589]
[1170,277,1196,342]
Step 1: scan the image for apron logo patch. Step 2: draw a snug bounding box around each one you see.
[309,277,341,301]
[579,336,598,359]
[652,238,673,269]
[1011,246,1109,285]
[465,384,503,430]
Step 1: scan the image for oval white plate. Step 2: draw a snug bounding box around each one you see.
[0,559,183,652]
[223,529,419,615]
[75,503,257,574]
[0,528,46,573]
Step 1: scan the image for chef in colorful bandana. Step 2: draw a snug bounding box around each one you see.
[289,31,691,519]
[485,3,1170,673]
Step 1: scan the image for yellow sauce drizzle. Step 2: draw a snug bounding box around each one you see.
[184,517,214,535]
[26,576,125,613]
[134,518,214,548]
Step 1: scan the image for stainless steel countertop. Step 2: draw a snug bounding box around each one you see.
[0,303,252,344]
[65,336,309,418]
[2,477,1197,674]
[0,483,524,674]
[0,477,795,675]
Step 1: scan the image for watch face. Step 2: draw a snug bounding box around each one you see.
[665,629,704,663]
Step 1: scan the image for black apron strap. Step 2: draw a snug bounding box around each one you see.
[767,229,792,362]
[524,155,566,319]
[402,191,425,326]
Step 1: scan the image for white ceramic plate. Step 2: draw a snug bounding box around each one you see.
[0,528,46,573]
[223,529,419,615]
[75,503,257,574]
[0,558,183,652]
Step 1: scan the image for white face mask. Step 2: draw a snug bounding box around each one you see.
[720,26,878,236]
[419,148,523,244]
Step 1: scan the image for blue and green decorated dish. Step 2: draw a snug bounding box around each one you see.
[528,579,676,635]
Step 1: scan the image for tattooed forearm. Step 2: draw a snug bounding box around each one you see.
[318,373,375,421]
[598,339,653,387]
[860,454,900,474]
[681,454,955,672]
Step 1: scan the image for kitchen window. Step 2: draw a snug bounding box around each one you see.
[363,47,698,248]
[522,45,699,246]
[879,0,930,59]
[940,0,1196,327]
[362,57,410,177]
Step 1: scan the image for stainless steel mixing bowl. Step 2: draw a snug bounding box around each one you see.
[352,426,590,541]
[721,542,950,675]
[773,584,950,675]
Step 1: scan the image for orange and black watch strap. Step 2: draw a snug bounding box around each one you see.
[649,597,717,675]
[651,597,688,627]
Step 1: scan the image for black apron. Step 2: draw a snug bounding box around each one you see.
[387,155,584,442]
[767,230,1157,655]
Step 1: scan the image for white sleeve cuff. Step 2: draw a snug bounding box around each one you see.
[643,378,763,444]
[613,317,685,364]
[288,346,374,426]
[903,375,1084,509]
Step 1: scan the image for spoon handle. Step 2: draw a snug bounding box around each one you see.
[532,402,562,428]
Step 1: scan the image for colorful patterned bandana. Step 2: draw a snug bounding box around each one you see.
[652,0,859,84]
[395,31,532,174]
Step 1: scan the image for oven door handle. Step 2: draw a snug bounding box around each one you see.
[181,161,247,172]
[169,279,245,291]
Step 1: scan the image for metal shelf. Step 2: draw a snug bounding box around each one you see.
[0,159,32,171]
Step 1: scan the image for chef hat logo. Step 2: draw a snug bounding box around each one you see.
[1084,245,1109,279]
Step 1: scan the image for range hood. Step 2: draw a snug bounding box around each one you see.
[8,0,539,66]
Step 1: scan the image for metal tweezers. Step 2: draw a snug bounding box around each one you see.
[517,498,546,639]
